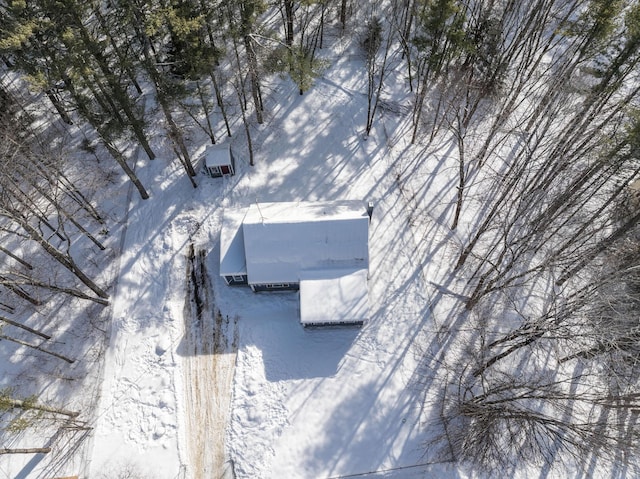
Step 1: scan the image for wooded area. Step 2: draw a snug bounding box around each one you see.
[1,0,640,474]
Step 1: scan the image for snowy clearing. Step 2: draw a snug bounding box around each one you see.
[4,3,635,478]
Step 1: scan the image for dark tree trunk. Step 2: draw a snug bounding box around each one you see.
[0,333,75,363]
[285,0,294,46]
[10,215,109,299]
[340,0,348,29]
[0,315,51,339]
[102,139,150,200]
[44,90,73,125]
[0,246,33,270]
[244,35,264,124]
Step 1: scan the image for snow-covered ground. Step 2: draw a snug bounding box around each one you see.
[2,21,572,479]
[84,33,484,475]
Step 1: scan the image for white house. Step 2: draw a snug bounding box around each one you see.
[220,201,370,326]
[203,143,235,177]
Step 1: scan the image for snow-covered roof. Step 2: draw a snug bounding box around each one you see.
[204,143,232,168]
[241,201,369,284]
[219,207,247,276]
[299,268,369,325]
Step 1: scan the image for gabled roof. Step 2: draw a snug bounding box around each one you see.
[241,201,369,285]
[299,268,369,325]
[204,143,233,168]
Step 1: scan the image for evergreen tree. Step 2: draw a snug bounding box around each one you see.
[411,0,467,143]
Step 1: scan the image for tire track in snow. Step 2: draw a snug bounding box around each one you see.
[183,243,238,479]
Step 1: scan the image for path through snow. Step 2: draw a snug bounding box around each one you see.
[183,243,237,479]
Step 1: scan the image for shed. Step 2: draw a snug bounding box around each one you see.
[203,143,235,177]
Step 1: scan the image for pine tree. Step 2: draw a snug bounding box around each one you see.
[411,0,467,143]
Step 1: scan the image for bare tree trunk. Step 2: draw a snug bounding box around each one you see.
[7,216,109,299]
[365,16,394,138]
[40,160,103,223]
[101,139,149,200]
[0,315,51,339]
[210,72,232,138]
[0,448,51,455]
[7,184,66,242]
[319,3,325,48]
[283,0,295,46]
[244,35,264,124]
[472,330,545,377]
[0,333,75,363]
[71,12,155,161]
[451,121,465,230]
[0,246,33,270]
[93,6,143,95]
[172,145,198,188]
[157,93,197,178]
[0,274,110,305]
[1,278,41,305]
[61,65,150,200]
[196,81,216,144]
[556,208,640,287]
[1,395,79,417]
[410,62,429,144]
[234,81,254,167]
[198,0,232,138]
[340,0,348,29]
[0,301,14,313]
[44,90,73,125]
[231,30,254,166]
[27,183,106,250]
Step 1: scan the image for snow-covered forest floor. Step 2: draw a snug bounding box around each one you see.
[1,26,477,478]
[2,2,640,479]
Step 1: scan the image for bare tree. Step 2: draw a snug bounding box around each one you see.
[0,314,51,340]
[0,448,51,455]
[0,96,110,303]
[0,389,79,417]
[440,370,640,472]
[0,331,75,363]
[363,12,396,138]
[229,0,267,124]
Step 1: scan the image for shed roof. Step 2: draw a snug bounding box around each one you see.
[241,201,369,285]
[204,143,232,168]
[299,268,369,325]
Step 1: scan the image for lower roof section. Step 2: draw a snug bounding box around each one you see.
[220,207,248,277]
[299,268,369,326]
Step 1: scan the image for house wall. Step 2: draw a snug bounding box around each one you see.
[303,320,364,328]
[224,274,248,285]
[206,164,234,177]
[251,283,299,292]
[206,165,223,177]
